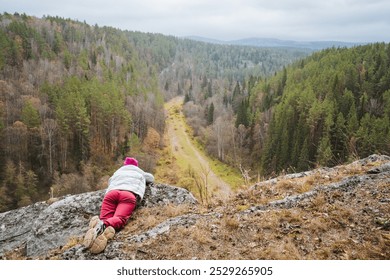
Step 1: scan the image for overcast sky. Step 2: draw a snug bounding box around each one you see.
[1,0,389,42]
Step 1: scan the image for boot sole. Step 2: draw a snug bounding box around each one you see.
[83,228,97,248]
[89,226,116,254]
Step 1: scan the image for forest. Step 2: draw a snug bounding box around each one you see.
[186,42,390,176]
[253,43,390,174]
[0,13,308,211]
[2,13,389,212]
[0,13,167,210]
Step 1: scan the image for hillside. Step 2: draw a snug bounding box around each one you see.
[1,154,389,260]
[186,43,390,176]
[255,44,390,174]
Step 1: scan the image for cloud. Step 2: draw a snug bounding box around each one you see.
[1,0,389,42]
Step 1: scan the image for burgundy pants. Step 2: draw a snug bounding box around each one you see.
[99,190,136,230]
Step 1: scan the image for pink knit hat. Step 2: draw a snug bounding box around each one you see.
[123,157,138,166]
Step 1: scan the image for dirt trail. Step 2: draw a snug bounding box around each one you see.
[165,96,232,198]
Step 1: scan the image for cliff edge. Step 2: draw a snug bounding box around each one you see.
[1,155,389,260]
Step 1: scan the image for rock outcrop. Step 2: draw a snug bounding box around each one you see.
[1,155,389,260]
[0,183,197,258]
[61,154,390,260]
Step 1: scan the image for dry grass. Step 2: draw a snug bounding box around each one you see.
[223,215,240,230]
[115,157,390,260]
[122,203,194,236]
[2,245,27,260]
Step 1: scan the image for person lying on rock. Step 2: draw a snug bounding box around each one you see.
[82,157,154,254]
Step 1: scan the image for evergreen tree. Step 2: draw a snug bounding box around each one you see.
[177,83,183,95]
[297,139,310,171]
[207,80,213,98]
[331,113,348,163]
[184,93,191,103]
[21,101,41,128]
[233,81,241,98]
[347,101,359,135]
[207,102,214,125]
[356,114,373,157]
[235,100,249,127]
[317,134,333,166]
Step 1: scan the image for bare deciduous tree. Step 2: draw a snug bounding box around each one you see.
[42,119,58,175]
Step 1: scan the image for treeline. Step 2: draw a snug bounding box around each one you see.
[160,39,310,100]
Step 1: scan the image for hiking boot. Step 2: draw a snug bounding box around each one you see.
[89,226,116,254]
[83,217,105,249]
[88,215,100,228]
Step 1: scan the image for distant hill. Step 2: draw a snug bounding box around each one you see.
[186,36,362,50]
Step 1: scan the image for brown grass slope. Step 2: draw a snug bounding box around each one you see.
[120,155,389,260]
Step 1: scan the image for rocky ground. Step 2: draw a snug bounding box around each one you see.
[1,155,389,260]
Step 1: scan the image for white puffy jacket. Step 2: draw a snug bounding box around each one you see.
[105,165,154,199]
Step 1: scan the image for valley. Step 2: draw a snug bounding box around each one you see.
[156,96,238,201]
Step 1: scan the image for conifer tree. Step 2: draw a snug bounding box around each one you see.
[21,101,41,128]
[207,102,214,125]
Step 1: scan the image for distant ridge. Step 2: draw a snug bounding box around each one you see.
[185,36,362,50]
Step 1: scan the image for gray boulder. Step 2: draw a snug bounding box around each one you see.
[0,183,197,258]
